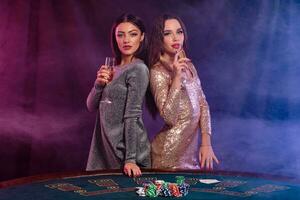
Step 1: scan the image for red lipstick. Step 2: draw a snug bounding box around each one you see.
[172,44,181,49]
[123,45,132,50]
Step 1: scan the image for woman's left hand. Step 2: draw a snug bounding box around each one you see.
[199,146,219,170]
[123,163,142,177]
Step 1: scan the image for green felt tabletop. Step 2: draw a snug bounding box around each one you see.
[0,171,300,200]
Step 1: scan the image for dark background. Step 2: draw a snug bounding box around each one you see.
[1,0,300,181]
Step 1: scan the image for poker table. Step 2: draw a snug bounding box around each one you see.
[0,169,300,199]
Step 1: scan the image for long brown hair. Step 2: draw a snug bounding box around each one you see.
[148,14,188,68]
[146,14,188,118]
[111,13,148,65]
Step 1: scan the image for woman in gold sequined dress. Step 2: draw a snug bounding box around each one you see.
[148,14,219,170]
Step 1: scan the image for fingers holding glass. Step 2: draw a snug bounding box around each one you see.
[97,57,115,85]
[173,50,191,86]
[99,57,115,104]
[105,57,115,82]
[96,65,112,85]
[173,62,189,86]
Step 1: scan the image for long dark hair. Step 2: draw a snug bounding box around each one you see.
[148,14,188,68]
[146,14,188,118]
[111,13,148,65]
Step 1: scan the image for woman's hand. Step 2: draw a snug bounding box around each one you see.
[172,50,191,79]
[95,65,113,86]
[123,163,142,177]
[199,146,219,170]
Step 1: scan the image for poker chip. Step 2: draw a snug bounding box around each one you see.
[169,183,182,197]
[175,176,185,185]
[145,183,158,197]
[161,183,172,197]
[155,180,165,185]
[135,176,190,197]
[178,183,190,196]
[136,187,146,196]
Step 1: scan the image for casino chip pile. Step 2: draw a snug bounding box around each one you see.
[136,176,190,197]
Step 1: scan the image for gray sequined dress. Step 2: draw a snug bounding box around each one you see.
[150,61,212,169]
[86,59,151,170]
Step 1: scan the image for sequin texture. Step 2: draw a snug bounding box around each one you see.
[150,62,212,169]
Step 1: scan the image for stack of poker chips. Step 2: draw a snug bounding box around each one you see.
[135,176,190,197]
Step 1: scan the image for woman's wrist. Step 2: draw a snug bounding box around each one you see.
[200,145,212,147]
[172,76,182,88]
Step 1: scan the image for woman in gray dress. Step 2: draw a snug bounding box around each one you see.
[86,14,150,177]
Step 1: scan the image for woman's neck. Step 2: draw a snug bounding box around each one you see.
[160,52,176,72]
[161,52,175,65]
[120,55,135,66]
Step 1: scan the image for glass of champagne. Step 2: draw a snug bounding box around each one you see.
[178,50,188,86]
[100,57,115,104]
[105,57,115,82]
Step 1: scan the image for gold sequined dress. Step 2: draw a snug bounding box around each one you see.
[150,61,211,169]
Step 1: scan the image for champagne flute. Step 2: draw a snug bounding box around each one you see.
[100,57,115,104]
[178,50,188,86]
[105,57,115,81]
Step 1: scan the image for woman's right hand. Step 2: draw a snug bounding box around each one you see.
[95,65,113,86]
[123,162,142,177]
[172,50,191,79]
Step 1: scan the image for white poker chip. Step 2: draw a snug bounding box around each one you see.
[136,190,146,196]
[155,180,165,184]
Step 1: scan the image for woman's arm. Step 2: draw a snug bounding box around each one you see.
[86,65,111,112]
[199,84,212,136]
[86,83,103,112]
[196,74,219,169]
[123,64,149,164]
[122,63,149,177]
[150,68,182,126]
